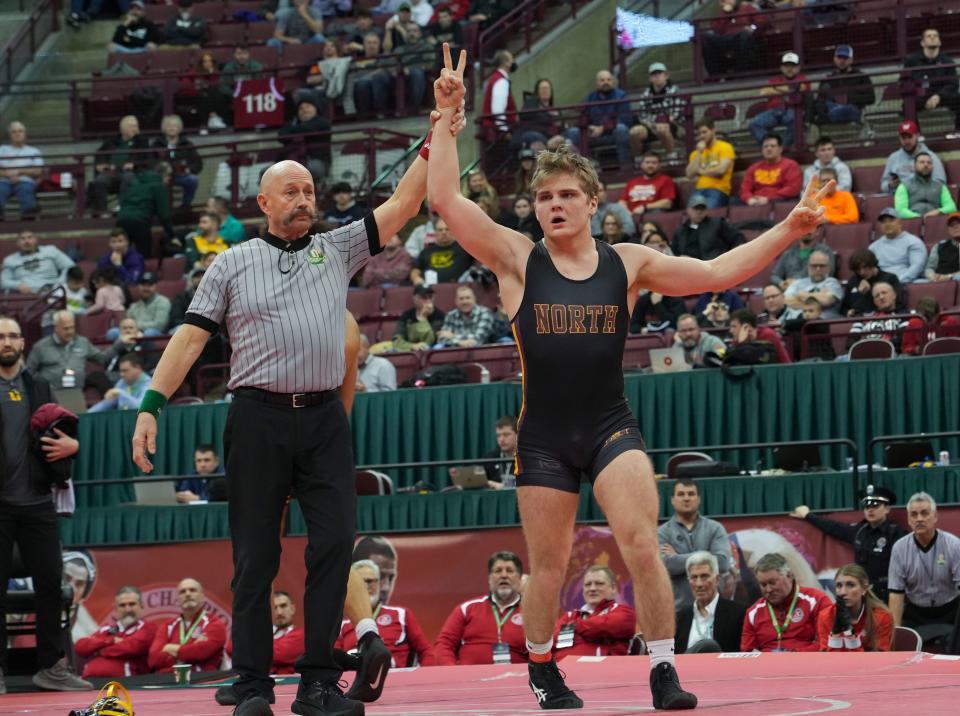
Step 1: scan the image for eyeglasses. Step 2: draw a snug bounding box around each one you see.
[862,500,885,508]
[809,263,829,268]
[0,333,23,342]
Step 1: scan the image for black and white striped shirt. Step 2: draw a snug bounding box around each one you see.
[184,215,380,393]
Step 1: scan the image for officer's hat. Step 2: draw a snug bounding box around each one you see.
[860,484,896,505]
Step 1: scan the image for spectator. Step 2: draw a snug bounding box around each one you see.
[461,167,499,207]
[163,0,206,47]
[109,1,159,54]
[184,212,229,270]
[817,564,893,652]
[848,281,915,352]
[352,33,395,116]
[630,286,685,334]
[813,45,875,128]
[904,28,960,140]
[790,486,907,603]
[356,335,398,392]
[903,296,960,355]
[96,227,145,285]
[802,137,852,192]
[741,552,830,652]
[684,118,736,208]
[634,63,683,161]
[869,208,927,283]
[89,115,150,216]
[312,0,354,17]
[278,98,331,186]
[499,194,542,240]
[218,45,265,128]
[675,552,746,654]
[345,9,383,54]
[206,196,246,245]
[479,50,516,142]
[701,0,766,76]
[674,313,725,367]
[479,415,517,488]
[553,566,635,660]
[360,234,415,288]
[598,212,632,245]
[0,121,42,219]
[383,3,420,51]
[295,43,340,115]
[178,51,231,133]
[103,317,155,378]
[393,284,445,350]
[888,492,960,641]
[515,79,559,151]
[589,181,635,238]
[259,591,306,674]
[426,7,462,49]
[175,444,224,503]
[62,266,89,315]
[791,296,836,361]
[67,0,103,28]
[1,230,74,294]
[88,353,151,413]
[25,310,127,393]
[436,285,493,347]
[784,250,844,318]
[85,267,126,316]
[337,561,434,667]
[394,24,432,110]
[404,0,433,26]
[748,52,810,149]
[698,296,733,332]
[148,578,227,673]
[152,115,202,209]
[816,167,859,224]
[74,586,157,678]
[694,287,744,315]
[269,0,326,49]
[411,217,474,284]
[728,308,792,364]
[621,152,677,218]
[739,134,803,205]
[434,551,526,665]
[467,0,510,28]
[881,120,946,194]
[565,70,637,172]
[925,212,960,282]
[672,194,744,260]
[658,479,732,609]
[758,283,801,326]
[895,152,957,219]
[840,247,903,317]
[116,162,175,259]
[770,234,835,292]
[127,273,171,336]
[322,182,365,228]
[167,268,205,331]
[641,229,674,256]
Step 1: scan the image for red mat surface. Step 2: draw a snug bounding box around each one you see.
[4,652,959,715]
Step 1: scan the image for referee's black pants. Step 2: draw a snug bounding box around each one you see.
[224,393,355,697]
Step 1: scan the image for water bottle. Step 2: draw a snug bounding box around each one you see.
[60,171,73,189]
[480,366,490,384]
[939,451,950,466]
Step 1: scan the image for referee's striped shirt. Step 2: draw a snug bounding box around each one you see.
[184,215,381,393]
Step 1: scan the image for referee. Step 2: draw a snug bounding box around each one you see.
[131,104,463,716]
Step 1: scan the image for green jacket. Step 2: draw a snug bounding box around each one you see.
[117,171,174,236]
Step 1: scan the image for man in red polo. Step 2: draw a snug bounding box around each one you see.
[75,586,157,677]
[554,565,635,660]
[148,577,227,673]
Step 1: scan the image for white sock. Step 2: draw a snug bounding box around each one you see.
[526,637,554,657]
[355,618,379,642]
[646,638,676,669]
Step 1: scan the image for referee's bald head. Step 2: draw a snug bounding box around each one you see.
[257,160,317,238]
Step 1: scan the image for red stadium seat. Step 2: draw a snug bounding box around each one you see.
[382,286,414,317]
[430,283,461,313]
[143,4,177,24]
[852,166,885,195]
[904,282,958,311]
[246,23,277,47]
[622,333,667,370]
[823,222,872,251]
[383,352,422,386]
[848,338,896,360]
[923,213,952,242]
[727,204,771,225]
[155,280,183,300]
[862,194,895,225]
[159,256,187,281]
[148,48,195,75]
[278,42,324,70]
[346,288,383,320]
[206,23,248,48]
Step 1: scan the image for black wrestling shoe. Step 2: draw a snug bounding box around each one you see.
[333,647,361,672]
[528,660,584,710]
[233,693,274,716]
[344,632,391,702]
[216,685,276,706]
[292,679,364,716]
[649,663,698,710]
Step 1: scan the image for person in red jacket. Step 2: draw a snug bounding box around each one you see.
[148,578,227,674]
[741,553,831,652]
[739,134,803,206]
[729,309,793,364]
[817,564,893,652]
[337,560,435,667]
[75,586,157,678]
[553,565,635,660]
[434,551,527,665]
[270,591,305,674]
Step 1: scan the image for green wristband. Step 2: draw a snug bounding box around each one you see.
[139,389,168,419]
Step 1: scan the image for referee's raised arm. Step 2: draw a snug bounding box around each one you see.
[131,323,211,472]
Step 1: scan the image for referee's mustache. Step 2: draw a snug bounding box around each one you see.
[282,207,317,225]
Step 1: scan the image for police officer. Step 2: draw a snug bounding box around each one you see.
[790,485,908,602]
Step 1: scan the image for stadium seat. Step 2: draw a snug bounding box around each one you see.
[848,338,896,360]
[923,213,952,242]
[346,288,383,320]
[192,3,226,22]
[76,311,123,341]
[159,256,187,281]
[728,204,772,225]
[622,333,667,370]
[227,0,265,16]
[922,337,960,356]
[148,48,195,75]
[279,43,324,70]
[383,351,422,385]
[356,470,394,496]
[143,4,177,23]
[156,280,183,300]
[905,281,957,311]
[382,286,414,317]
[852,166,884,195]
[823,222,872,250]
[460,362,490,384]
[108,52,149,73]
[862,194,894,225]
[206,22,248,47]
[891,625,922,652]
[246,23,277,47]
[357,319,379,344]
[430,283,461,313]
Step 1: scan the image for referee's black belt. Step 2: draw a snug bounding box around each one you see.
[233,387,338,409]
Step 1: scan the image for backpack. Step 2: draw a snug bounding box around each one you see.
[401,364,467,388]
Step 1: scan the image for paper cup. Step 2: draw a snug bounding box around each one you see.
[173,663,191,685]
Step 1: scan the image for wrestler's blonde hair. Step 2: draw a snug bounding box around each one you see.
[530,144,600,200]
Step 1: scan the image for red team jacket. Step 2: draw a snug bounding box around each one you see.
[271,625,306,674]
[741,586,831,652]
[336,605,435,667]
[147,611,227,673]
[434,595,527,665]
[817,604,893,652]
[75,620,158,677]
[553,599,636,660]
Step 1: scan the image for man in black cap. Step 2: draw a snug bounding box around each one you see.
[278,98,331,186]
[789,485,909,602]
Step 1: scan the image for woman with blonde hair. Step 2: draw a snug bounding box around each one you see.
[461,167,499,206]
[817,564,893,651]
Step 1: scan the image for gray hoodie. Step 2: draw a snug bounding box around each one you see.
[881,141,946,193]
[1,246,74,292]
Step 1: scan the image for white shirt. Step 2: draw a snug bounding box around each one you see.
[0,143,43,176]
[687,592,719,650]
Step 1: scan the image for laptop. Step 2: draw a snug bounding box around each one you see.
[449,465,489,490]
[649,346,691,374]
[133,479,178,506]
[884,441,935,468]
[773,444,826,472]
[53,388,87,415]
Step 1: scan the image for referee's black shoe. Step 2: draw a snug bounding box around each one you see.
[216,685,277,706]
[292,679,364,716]
[233,692,274,716]
[649,662,698,710]
[528,659,583,709]
[344,632,391,702]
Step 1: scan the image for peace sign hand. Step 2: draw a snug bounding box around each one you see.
[784,176,834,236]
[433,42,467,110]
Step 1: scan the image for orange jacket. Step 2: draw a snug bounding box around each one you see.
[819,190,860,224]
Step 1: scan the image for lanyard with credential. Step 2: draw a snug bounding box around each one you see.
[767,588,800,649]
[179,611,206,645]
[492,604,516,643]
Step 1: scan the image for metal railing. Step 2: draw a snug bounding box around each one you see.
[798,314,930,360]
[0,0,59,86]
[866,430,960,482]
